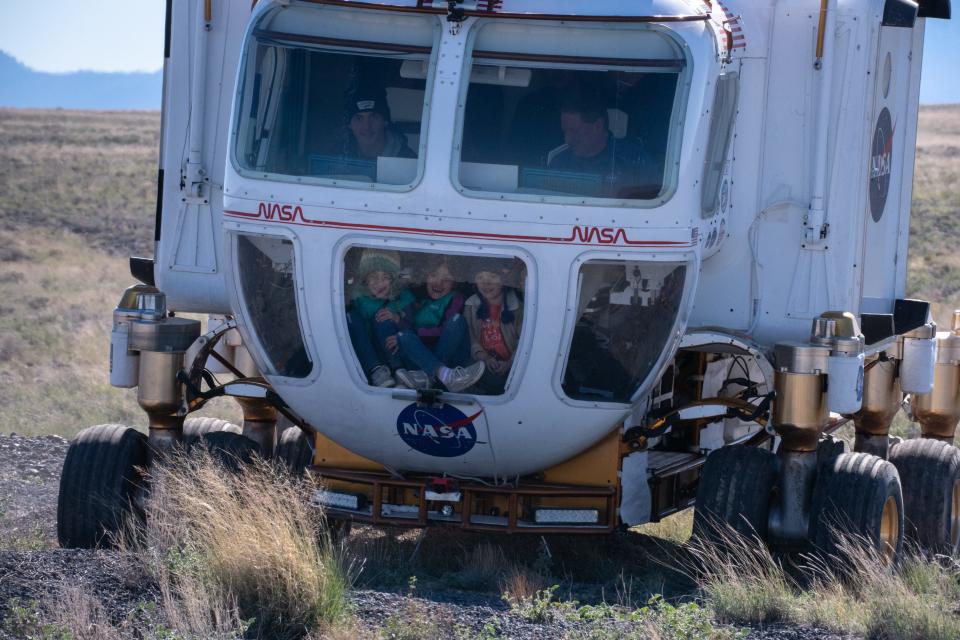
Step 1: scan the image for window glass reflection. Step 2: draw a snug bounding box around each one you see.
[563,262,686,402]
[344,249,526,395]
[234,14,435,186]
[237,235,312,378]
[457,24,684,202]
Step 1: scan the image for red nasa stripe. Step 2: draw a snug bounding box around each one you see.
[223,207,694,248]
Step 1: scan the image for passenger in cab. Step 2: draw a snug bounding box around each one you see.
[546,94,655,198]
[346,249,414,388]
[465,259,524,394]
[395,256,486,392]
[345,89,416,162]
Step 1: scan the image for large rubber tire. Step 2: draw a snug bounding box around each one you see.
[275,427,314,475]
[809,452,904,563]
[693,446,777,542]
[57,424,148,549]
[889,438,960,555]
[199,431,261,473]
[182,417,241,449]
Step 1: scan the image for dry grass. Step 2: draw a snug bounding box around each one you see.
[683,524,960,639]
[131,452,354,639]
[0,109,240,437]
[3,453,356,639]
[0,226,241,436]
[0,228,145,437]
[0,109,158,257]
[634,509,694,546]
[46,587,122,640]
[909,105,960,326]
[500,565,549,604]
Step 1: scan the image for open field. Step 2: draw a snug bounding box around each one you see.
[0,110,239,436]
[1,107,960,638]
[907,104,960,326]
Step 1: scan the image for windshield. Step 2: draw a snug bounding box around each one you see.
[234,8,436,187]
[457,23,685,203]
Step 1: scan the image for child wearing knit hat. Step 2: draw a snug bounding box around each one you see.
[394,255,486,393]
[347,249,415,387]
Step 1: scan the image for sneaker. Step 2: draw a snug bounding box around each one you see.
[395,368,431,390]
[370,365,395,388]
[438,361,486,393]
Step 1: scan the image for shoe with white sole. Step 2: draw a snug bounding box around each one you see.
[438,361,486,393]
[395,368,431,390]
[370,365,396,388]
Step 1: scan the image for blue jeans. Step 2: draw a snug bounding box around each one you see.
[397,315,470,376]
[347,309,403,374]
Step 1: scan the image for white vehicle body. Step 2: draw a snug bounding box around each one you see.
[146,0,948,525]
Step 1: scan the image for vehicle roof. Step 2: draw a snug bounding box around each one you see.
[302,0,712,21]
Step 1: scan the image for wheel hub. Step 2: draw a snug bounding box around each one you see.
[880,495,900,564]
[950,479,960,551]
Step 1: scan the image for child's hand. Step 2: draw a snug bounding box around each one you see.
[376,308,400,324]
[488,358,507,374]
[384,335,399,354]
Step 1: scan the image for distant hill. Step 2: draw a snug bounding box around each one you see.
[0,51,161,110]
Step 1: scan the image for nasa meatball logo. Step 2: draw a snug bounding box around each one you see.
[396,403,482,458]
[869,108,894,222]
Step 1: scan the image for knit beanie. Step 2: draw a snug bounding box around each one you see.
[469,257,525,289]
[357,249,403,285]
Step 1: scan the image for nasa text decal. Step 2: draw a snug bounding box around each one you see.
[869,107,895,222]
[397,403,483,458]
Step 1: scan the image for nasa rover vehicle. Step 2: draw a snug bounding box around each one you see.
[58,0,957,560]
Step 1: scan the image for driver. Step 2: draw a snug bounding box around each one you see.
[546,94,656,198]
[345,90,416,161]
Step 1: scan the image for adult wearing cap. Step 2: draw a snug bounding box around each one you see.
[346,90,416,161]
[546,93,656,199]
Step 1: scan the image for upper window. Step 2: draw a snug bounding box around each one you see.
[233,7,437,187]
[456,22,686,203]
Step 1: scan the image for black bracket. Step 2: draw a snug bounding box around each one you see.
[416,388,444,408]
[447,0,465,23]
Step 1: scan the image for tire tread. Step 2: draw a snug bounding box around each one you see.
[889,438,960,553]
[693,446,777,541]
[57,424,147,549]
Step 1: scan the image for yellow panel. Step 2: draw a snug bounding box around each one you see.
[312,432,385,472]
[541,428,620,487]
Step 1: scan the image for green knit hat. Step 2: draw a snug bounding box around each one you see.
[357,249,403,285]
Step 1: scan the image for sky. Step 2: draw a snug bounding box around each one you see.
[0,1,957,103]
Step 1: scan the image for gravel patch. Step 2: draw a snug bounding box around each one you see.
[0,435,68,549]
[0,548,157,633]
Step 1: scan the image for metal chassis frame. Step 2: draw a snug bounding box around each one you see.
[313,467,619,534]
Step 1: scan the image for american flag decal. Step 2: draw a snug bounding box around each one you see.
[475,0,503,11]
[715,1,746,51]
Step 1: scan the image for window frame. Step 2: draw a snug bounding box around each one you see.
[228,229,318,384]
[450,20,694,209]
[700,72,739,217]
[330,236,537,404]
[553,250,698,408]
[229,7,442,193]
